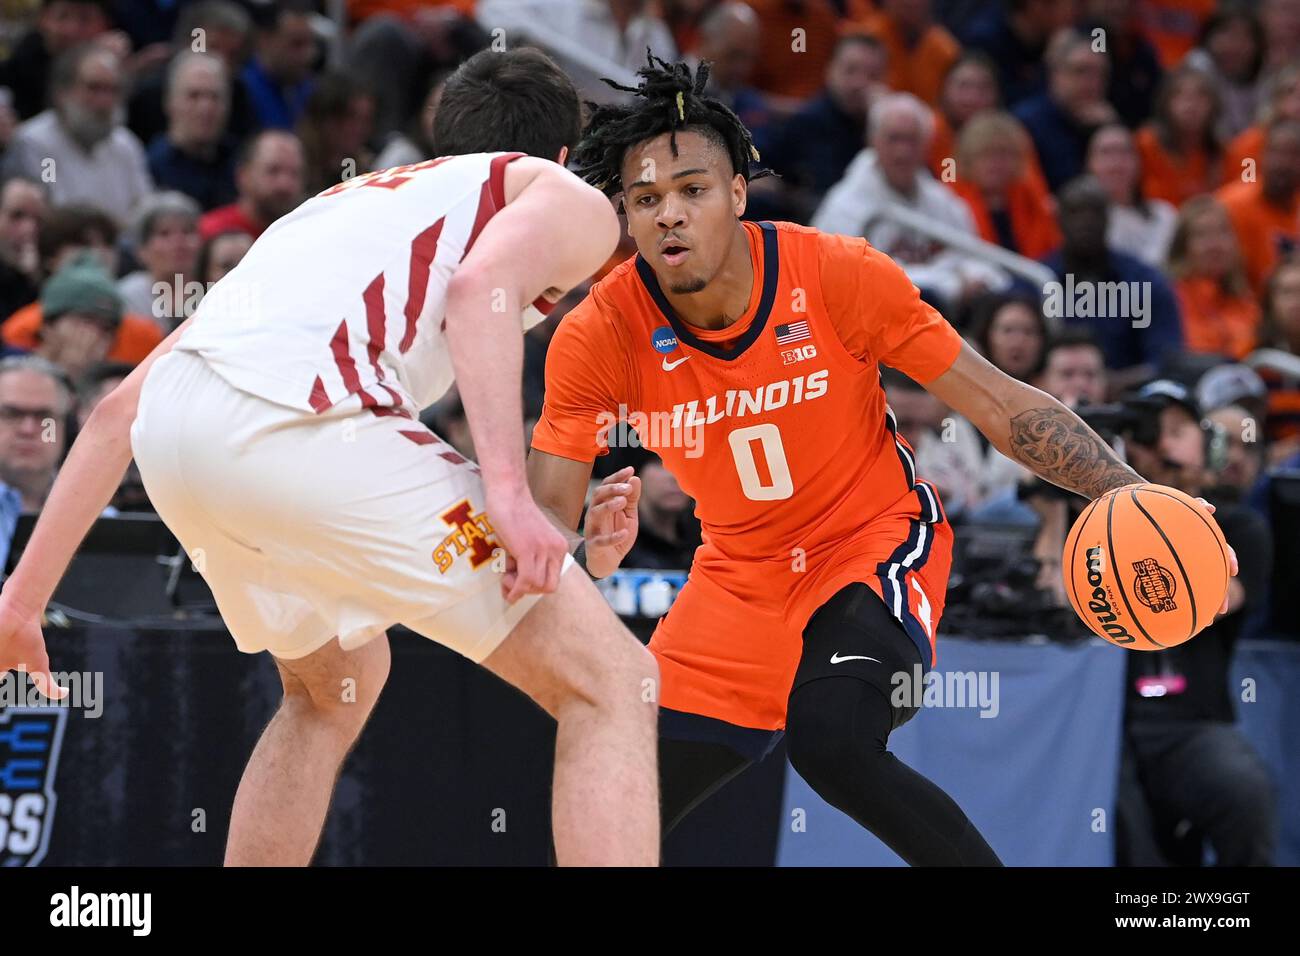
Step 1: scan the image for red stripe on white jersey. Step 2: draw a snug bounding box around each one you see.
[401,217,445,353]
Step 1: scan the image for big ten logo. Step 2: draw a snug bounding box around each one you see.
[781,344,817,366]
[432,500,497,574]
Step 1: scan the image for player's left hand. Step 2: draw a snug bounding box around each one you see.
[1194,497,1239,616]
[583,466,641,578]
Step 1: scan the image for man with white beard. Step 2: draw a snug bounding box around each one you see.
[2,43,153,223]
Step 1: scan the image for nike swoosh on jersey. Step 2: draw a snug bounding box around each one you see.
[662,354,690,371]
[829,653,882,664]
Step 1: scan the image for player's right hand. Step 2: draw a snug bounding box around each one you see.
[486,492,569,603]
[0,596,66,700]
[583,466,641,578]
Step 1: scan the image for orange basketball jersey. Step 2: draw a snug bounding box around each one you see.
[533,221,965,728]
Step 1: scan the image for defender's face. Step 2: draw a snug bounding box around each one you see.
[620,131,746,296]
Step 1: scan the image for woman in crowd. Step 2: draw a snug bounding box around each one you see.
[117,191,203,332]
[1185,3,1266,142]
[949,110,1060,260]
[1135,66,1229,206]
[1165,195,1259,360]
[1257,255,1300,464]
[296,71,378,195]
[1086,123,1178,267]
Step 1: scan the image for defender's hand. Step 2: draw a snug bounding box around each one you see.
[583,466,641,578]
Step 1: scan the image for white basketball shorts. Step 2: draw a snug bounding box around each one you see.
[130,349,560,662]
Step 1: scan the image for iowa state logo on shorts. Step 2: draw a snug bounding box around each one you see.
[433,500,499,574]
[1132,557,1178,613]
[0,706,68,866]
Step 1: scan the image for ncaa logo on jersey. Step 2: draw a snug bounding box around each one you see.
[0,707,68,867]
[651,327,679,354]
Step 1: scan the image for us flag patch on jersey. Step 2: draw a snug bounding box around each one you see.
[774,321,811,346]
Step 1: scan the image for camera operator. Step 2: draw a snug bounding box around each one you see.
[1113,380,1277,866]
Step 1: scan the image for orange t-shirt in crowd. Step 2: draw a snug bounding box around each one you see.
[532,220,962,730]
[950,176,1062,260]
[1225,125,1264,180]
[1215,179,1300,292]
[2,302,165,365]
[747,0,841,101]
[1136,0,1216,68]
[845,7,960,106]
[1173,275,1260,359]
[1135,126,1229,207]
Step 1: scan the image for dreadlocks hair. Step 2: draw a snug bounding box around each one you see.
[570,51,771,198]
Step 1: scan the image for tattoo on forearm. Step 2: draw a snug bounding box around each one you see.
[1008,407,1144,500]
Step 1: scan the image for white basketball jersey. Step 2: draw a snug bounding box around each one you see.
[175,151,555,416]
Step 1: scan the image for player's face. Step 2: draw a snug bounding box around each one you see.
[621,131,746,295]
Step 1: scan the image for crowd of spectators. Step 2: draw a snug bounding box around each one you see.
[1,0,1297,865]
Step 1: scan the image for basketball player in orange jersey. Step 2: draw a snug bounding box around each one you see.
[0,49,659,866]
[528,56,1237,865]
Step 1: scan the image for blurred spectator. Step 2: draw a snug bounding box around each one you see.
[847,0,960,107]
[1260,0,1300,80]
[296,72,377,195]
[927,51,1000,177]
[1035,325,1107,406]
[1224,63,1300,179]
[117,191,202,331]
[1257,255,1300,459]
[753,33,886,220]
[147,51,238,211]
[622,452,701,569]
[75,358,149,511]
[692,2,769,136]
[1135,66,1227,207]
[1206,402,1267,505]
[663,0,712,54]
[1216,117,1300,294]
[1013,28,1117,192]
[1165,196,1259,361]
[1085,0,1163,129]
[198,129,305,240]
[1133,0,1214,69]
[746,0,840,102]
[1185,3,1266,142]
[0,177,46,320]
[950,110,1061,260]
[961,0,1079,108]
[2,43,153,222]
[967,290,1048,381]
[195,229,252,287]
[373,71,444,170]
[347,3,486,139]
[0,0,113,121]
[1086,123,1176,268]
[814,92,1009,312]
[0,355,73,563]
[32,251,120,380]
[2,205,163,365]
[1197,362,1269,424]
[241,0,317,130]
[1040,175,1183,381]
[1118,379,1276,868]
[127,1,257,149]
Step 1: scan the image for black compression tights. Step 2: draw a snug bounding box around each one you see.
[784,676,1003,866]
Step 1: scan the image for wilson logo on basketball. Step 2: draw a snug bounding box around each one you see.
[433,500,498,574]
[1085,546,1136,645]
[1131,558,1178,613]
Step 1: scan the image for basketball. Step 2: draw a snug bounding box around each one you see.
[1063,484,1230,650]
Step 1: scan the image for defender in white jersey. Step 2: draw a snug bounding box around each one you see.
[0,49,659,866]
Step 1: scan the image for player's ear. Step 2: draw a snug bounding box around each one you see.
[731,172,747,219]
[556,145,569,166]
